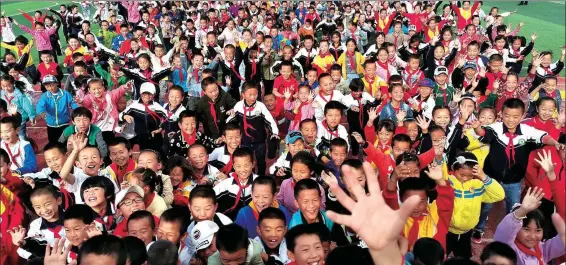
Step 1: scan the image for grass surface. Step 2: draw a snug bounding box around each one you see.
[1,1,564,76]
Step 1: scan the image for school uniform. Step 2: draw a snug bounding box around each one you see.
[252,237,291,264]
[337,51,365,80]
[168,131,218,158]
[17,217,65,259]
[313,93,345,122]
[170,56,189,92]
[530,61,566,91]
[293,47,318,72]
[196,89,238,139]
[375,61,399,86]
[411,95,436,119]
[23,166,89,207]
[289,210,334,231]
[311,53,336,76]
[379,102,413,124]
[213,173,258,220]
[329,43,345,61]
[106,159,138,186]
[314,121,349,160]
[209,145,235,175]
[506,42,534,74]
[81,86,127,137]
[1,139,37,175]
[120,67,171,101]
[119,99,168,153]
[0,89,35,136]
[219,48,245,100]
[36,89,79,144]
[268,151,293,176]
[235,202,292,238]
[277,178,327,215]
[161,103,186,152]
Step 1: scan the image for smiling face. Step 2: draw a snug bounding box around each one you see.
[73,116,91,134]
[0,123,19,144]
[64,219,89,247]
[289,234,324,265]
[516,219,544,249]
[31,194,61,222]
[169,166,184,188]
[128,217,155,245]
[390,85,405,103]
[319,76,335,95]
[329,146,347,167]
[257,218,286,250]
[300,121,317,145]
[157,221,183,245]
[501,107,524,132]
[189,197,217,222]
[233,156,253,182]
[204,84,220,102]
[377,128,393,146]
[433,108,451,129]
[223,129,242,151]
[77,147,103,176]
[453,164,474,183]
[109,143,131,168]
[168,89,183,108]
[478,109,496,126]
[118,192,145,219]
[180,116,197,135]
[537,100,556,122]
[324,109,342,128]
[82,186,107,208]
[137,152,161,172]
[294,189,321,223]
[44,148,66,173]
[288,139,306,157]
[188,145,209,170]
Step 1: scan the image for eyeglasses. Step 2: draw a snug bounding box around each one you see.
[119,197,143,207]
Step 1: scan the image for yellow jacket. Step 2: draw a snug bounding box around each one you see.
[442,162,505,234]
[361,76,388,98]
[464,129,490,169]
[311,54,336,74]
[1,40,35,67]
[0,185,15,216]
[337,51,365,79]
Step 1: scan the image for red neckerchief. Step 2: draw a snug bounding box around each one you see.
[174,67,184,82]
[436,58,444,66]
[346,51,356,71]
[514,239,544,265]
[92,93,107,116]
[3,94,14,105]
[166,104,181,119]
[542,66,554,76]
[494,46,504,55]
[512,48,522,57]
[350,28,357,41]
[306,48,312,66]
[4,142,21,168]
[332,44,340,59]
[95,210,114,231]
[208,101,219,131]
[220,154,234,174]
[143,103,161,122]
[393,34,399,47]
[243,103,257,138]
[158,56,166,67]
[504,132,517,168]
[404,69,420,90]
[319,52,330,58]
[144,192,156,207]
[251,59,257,77]
[319,91,333,103]
[141,69,157,85]
[437,84,448,105]
[365,76,376,95]
[48,225,64,239]
[353,93,364,126]
[109,159,136,184]
[228,60,245,81]
[322,120,339,138]
[225,173,251,213]
[377,61,390,80]
[182,130,197,145]
[463,75,478,88]
[111,76,119,90]
[408,215,425,250]
[192,68,199,83]
[294,101,308,123]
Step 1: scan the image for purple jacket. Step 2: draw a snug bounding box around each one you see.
[494,212,565,265]
[276,178,326,214]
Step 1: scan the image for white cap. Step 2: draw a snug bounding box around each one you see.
[140,82,156,95]
[115,185,144,206]
[191,221,219,251]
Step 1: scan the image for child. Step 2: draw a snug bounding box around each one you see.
[443,152,505,259]
[301,68,320,92]
[209,123,242,175]
[253,207,291,263]
[273,61,300,102]
[226,82,279,175]
[81,77,129,142]
[207,224,265,265]
[361,59,388,99]
[168,110,219,157]
[119,54,171,101]
[113,185,155,237]
[8,185,64,260]
[0,74,35,137]
[63,35,92,68]
[81,175,117,232]
[187,144,223,185]
[186,53,216,110]
[156,208,191,264]
[36,50,64,88]
[12,19,58,55]
[337,39,365,81]
[185,185,233,246]
[494,187,566,265]
[300,119,318,152]
[63,204,103,263]
[127,210,158,246]
[235,176,291,238]
[363,118,397,155]
[196,77,237,140]
[162,155,196,207]
[342,78,377,148]
[170,53,189,93]
[529,76,564,114]
[410,78,436,119]
[106,137,137,186]
[375,49,398,92]
[425,42,458,80]
[315,101,349,163]
[380,83,413,123]
[186,220,220,264]
[530,49,565,90]
[506,34,536,74]
[383,158,454,251]
[213,147,258,220]
[58,107,108,158]
[77,235,127,265]
[128,168,167,217]
[119,82,167,153]
[277,152,327,214]
[311,40,335,76]
[285,85,316,131]
[433,66,456,106]
[462,107,497,170]
[480,242,518,265]
[449,93,478,130]
[136,150,174,206]
[294,35,318,73]
[289,178,334,231]
[219,44,245,100]
[0,116,37,174]
[36,75,79,144]
[285,224,325,265]
[269,131,306,177]
[402,55,426,97]
[313,73,345,122]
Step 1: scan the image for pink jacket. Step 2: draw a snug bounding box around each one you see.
[121,1,141,24]
[284,101,315,131]
[81,86,126,131]
[18,24,57,51]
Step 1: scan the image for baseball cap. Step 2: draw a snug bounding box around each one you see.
[285,130,304,144]
[419,78,435,88]
[140,82,156,94]
[115,185,144,207]
[408,25,417,32]
[42,75,58,84]
[434,66,448,76]
[463,61,478,71]
[191,221,219,251]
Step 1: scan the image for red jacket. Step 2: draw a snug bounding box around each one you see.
[0,185,25,265]
[451,2,480,30]
[374,11,397,33]
[119,37,150,56]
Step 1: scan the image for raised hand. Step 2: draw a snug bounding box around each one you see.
[534,149,556,177]
[8,225,26,246]
[396,110,407,123]
[44,238,70,265]
[532,54,543,67]
[415,115,431,132]
[518,21,525,27]
[352,132,365,145]
[520,187,544,213]
[283,88,292,100]
[472,164,487,180]
[493,79,501,91]
[123,115,134,123]
[367,107,379,122]
[308,91,315,102]
[531,33,538,42]
[326,162,421,252]
[552,213,566,245]
[453,90,463,103]
[321,170,339,186]
[85,223,102,238]
[7,103,17,115]
[425,163,443,181]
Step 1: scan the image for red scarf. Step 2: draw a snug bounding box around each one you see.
[192,68,199,83]
[174,67,184,82]
[109,159,136,184]
[504,132,517,168]
[251,60,257,77]
[377,61,390,80]
[393,34,399,47]
[143,103,161,122]
[220,154,234,174]
[182,131,196,145]
[4,142,21,168]
[350,28,357,41]
[3,94,14,105]
[225,173,251,213]
[514,239,544,265]
[346,51,356,72]
[92,93,108,120]
[542,66,554,76]
[208,101,219,131]
[141,69,157,85]
[407,215,424,250]
[318,91,333,103]
[243,104,257,138]
[319,52,330,58]
[306,49,312,65]
[229,61,245,81]
[322,121,339,139]
[48,226,63,239]
[438,85,448,105]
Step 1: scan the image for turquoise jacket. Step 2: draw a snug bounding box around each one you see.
[289,209,334,231]
[0,89,35,122]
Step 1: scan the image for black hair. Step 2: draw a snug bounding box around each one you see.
[252,176,277,195]
[299,118,317,130]
[71,106,93,121]
[64,204,96,224]
[377,119,396,133]
[147,240,177,265]
[131,168,159,193]
[391,133,412,148]
[489,53,504,62]
[413,237,445,265]
[388,82,404,93]
[0,74,25,93]
[323,101,345,116]
[348,78,365,93]
[329,138,348,153]
[428,124,446,135]
[224,122,241,135]
[242,81,260,93]
[123,236,148,265]
[318,72,332,83]
[480,241,517,264]
[178,109,198,125]
[107,136,132,151]
[162,155,194,183]
[452,152,479,171]
[215,224,250,253]
[15,35,29,46]
[0,115,19,130]
[535,96,557,109]
[502,98,526,113]
[139,149,162,163]
[280,60,293,70]
[398,176,430,201]
[522,208,546,230]
[127,210,157,230]
[168,85,184,96]
[189,185,217,204]
[159,208,190,236]
[42,142,67,156]
[78,235,127,265]
[285,223,322,253]
[233,147,254,163]
[258,207,287,226]
[0,149,8,165]
[201,76,218,91]
[30,184,61,200]
[73,60,87,69]
[311,222,331,242]
[389,74,403,85]
[432,105,451,118]
[442,258,479,265]
[293,178,321,199]
[291,151,323,176]
[80,176,116,202]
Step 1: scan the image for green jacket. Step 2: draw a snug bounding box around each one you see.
[58,124,108,158]
[434,84,456,106]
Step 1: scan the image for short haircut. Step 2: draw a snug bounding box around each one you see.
[80,176,116,202]
[64,204,95,224]
[340,159,363,175]
[389,74,403,84]
[233,147,254,163]
[107,136,131,151]
[329,138,348,152]
[329,64,342,73]
[78,235,127,265]
[323,101,345,115]
[252,176,277,194]
[318,72,332,83]
[388,83,403,93]
[480,241,517,264]
[201,76,217,90]
[398,175,429,199]
[293,178,321,199]
[168,85,184,95]
[413,238,444,265]
[127,210,156,230]
[242,81,259,93]
[0,116,19,130]
[0,149,9,165]
[215,224,249,253]
[147,240,178,265]
[224,122,241,135]
[139,149,162,163]
[502,98,525,113]
[348,78,365,93]
[299,118,317,130]
[123,236,147,265]
[489,54,504,62]
[285,223,322,253]
[377,119,396,133]
[74,60,87,69]
[189,185,217,204]
[159,208,190,236]
[391,133,412,147]
[178,109,198,124]
[258,207,286,226]
[71,106,93,121]
[428,124,446,135]
[280,60,293,70]
[30,184,61,200]
[363,59,376,68]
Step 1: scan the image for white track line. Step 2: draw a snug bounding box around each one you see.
[2,2,59,18]
[550,1,565,4]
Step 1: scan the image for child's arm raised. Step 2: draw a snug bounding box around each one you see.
[535,150,565,219]
[495,187,545,246]
[58,134,88,185]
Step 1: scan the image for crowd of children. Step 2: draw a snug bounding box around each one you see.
[0,1,565,265]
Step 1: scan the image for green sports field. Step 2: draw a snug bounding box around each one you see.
[1,1,564,76]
